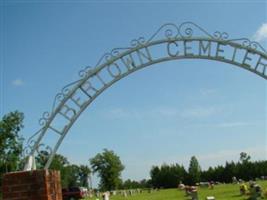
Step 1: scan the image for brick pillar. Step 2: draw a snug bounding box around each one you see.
[2,169,62,200]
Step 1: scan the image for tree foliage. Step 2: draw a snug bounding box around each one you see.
[0,111,24,185]
[79,165,91,188]
[240,152,251,163]
[90,149,124,191]
[188,156,201,185]
[120,179,151,189]
[150,163,187,188]
[63,164,80,188]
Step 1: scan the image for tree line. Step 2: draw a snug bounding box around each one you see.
[150,153,267,188]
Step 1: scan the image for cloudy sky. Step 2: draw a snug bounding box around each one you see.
[0,0,266,186]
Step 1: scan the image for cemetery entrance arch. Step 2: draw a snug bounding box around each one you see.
[23,22,267,170]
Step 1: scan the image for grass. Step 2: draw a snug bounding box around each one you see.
[85,181,267,200]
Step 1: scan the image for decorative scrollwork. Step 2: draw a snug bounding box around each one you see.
[22,128,43,158]
[111,47,131,57]
[22,127,54,162]
[131,37,146,47]
[227,38,267,53]
[26,128,43,145]
[63,80,83,94]
[94,47,132,68]
[105,53,114,62]
[147,23,179,42]
[38,112,50,126]
[111,49,121,57]
[50,79,81,112]
[51,92,64,112]
[22,140,35,158]
[34,143,54,167]
[178,21,214,39]
[56,92,65,102]
[79,66,93,78]
[213,31,229,40]
[36,143,53,157]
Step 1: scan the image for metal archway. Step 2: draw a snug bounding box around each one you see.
[23,22,267,170]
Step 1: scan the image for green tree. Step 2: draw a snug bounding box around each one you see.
[64,164,80,188]
[150,166,160,188]
[238,152,252,180]
[0,111,24,185]
[240,152,251,163]
[79,165,91,188]
[222,161,236,182]
[122,179,140,189]
[188,156,201,185]
[201,166,214,182]
[150,163,187,188]
[90,149,124,191]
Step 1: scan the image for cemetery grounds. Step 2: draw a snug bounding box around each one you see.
[85,181,267,200]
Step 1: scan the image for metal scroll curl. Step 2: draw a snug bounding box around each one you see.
[213,31,229,40]
[50,79,82,112]
[38,112,50,126]
[147,23,180,42]
[178,21,214,39]
[36,144,53,162]
[22,128,53,160]
[90,47,133,69]
[227,38,267,53]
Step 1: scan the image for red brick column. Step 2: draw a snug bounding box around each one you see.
[2,170,62,200]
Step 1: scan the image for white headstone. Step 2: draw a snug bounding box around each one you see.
[206,196,215,200]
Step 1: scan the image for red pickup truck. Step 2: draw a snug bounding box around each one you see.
[62,187,86,200]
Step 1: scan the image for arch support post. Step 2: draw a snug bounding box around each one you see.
[2,170,62,200]
[23,155,37,171]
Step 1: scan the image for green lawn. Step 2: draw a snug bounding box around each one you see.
[85,181,267,200]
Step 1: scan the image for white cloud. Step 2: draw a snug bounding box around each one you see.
[102,105,223,120]
[103,107,180,120]
[108,108,130,117]
[12,79,24,87]
[181,106,221,118]
[215,121,255,128]
[200,88,217,96]
[106,108,141,119]
[154,107,179,117]
[198,121,256,128]
[253,23,267,42]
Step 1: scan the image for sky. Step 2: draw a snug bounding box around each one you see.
[0,0,267,187]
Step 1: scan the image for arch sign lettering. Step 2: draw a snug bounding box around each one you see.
[23,22,267,170]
